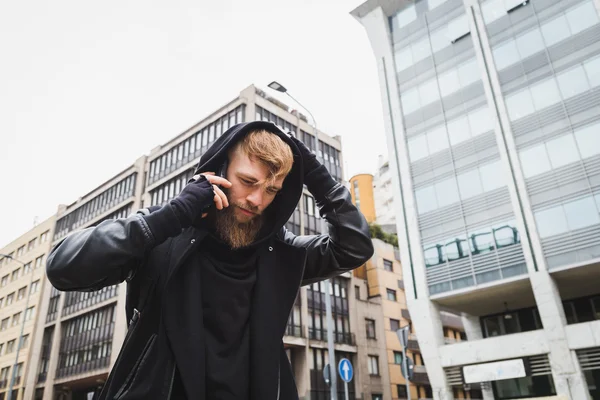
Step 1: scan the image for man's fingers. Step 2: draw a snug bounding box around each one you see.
[213,185,229,208]
[213,189,223,210]
[205,175,232,188]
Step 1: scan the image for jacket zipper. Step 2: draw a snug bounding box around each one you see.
[165,364,176,400]
[276,362,281,400]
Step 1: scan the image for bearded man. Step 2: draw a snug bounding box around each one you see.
[46,121,374,400]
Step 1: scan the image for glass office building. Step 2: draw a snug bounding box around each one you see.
[353,0,600,398]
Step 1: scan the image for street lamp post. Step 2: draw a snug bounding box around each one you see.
[268,81,337,400]
[0,253,37,400]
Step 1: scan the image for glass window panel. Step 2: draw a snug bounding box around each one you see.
[493,223,518,247]
[408,135,430,161]
[470,227,494,254]
[430,26,449,52]
[457,169,483,199]
[426,125,449,154]
[395,47,413,72]
[419,79,440,107]
[438,68,460,97]
[493,39,519,70]
[448,13,469,42]
[564,196,600,230]
[446,236,467,261]
[506,89,535,120]
[574,122,600,159]
[424,245,445,266]
[556,65,590,99]
[458,59,480,88]
[530,78,561,111]
[520,144,551,178]
[546,134,580,169]
[480,160,506,191]
[517,28,544,59]
[447,116,471,145]
[583,56,600,87]
[435,177,459,208]
[535,206,569,238]
[402,88,420,114]
[595,193,600,212]
[566,1,599,35]
[468,106,492,137]
[396,4,417,29]
[482,0,506,24]
[412,37,432,63]
[415,186,438,214]
[541,15,571,47]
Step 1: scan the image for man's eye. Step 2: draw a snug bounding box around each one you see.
[241,179,252,185]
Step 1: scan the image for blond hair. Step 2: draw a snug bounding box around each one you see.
[231,129,294,180]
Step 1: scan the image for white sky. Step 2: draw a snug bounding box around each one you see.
[0,0,387,248]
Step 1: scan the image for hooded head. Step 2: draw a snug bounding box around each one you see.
[193,121,304,248]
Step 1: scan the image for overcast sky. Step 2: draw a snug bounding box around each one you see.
[0,0,387,248]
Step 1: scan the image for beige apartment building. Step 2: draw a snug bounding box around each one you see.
[350,173,476,400]
[11,84,401,400]
[0,217,55,400]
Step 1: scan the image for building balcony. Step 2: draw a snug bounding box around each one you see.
[407,334,420,352]
[285,324,303,338]
[55,355,111,379]
[308,328,356,345]
[411,371,429,385]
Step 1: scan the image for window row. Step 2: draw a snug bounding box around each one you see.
[401,58,480,115]
[2,231,50,268]
[0,335,30,357]
[62,306,115,338]
[492,1,599,70]
[424,219,520,267]
[534,193,600,239]
[59,341,112,369]
[506,55,600,121]
[255,106,297,134]
[394,12,471,72]
[1,256,44,287]
[0,280,40,309]
[391,0,451,31]
[481,0,534,25]
[0,307,35,331]
[54,174,137,240]
[408,105,493,162]
[150,169,194,207]
[519,121,600,178]
[415,159,506,214]
[149,106,244,182]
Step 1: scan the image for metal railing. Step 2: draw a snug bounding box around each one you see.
[308,328,356,345]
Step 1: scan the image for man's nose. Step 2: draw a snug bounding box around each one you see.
[246,189,263,208]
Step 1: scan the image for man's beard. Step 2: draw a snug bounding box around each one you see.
[213,200,263,249]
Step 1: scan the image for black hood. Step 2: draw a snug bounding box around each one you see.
[192,121,304,243]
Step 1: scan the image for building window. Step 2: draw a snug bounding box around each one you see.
[372,395,383,400]
[25,306,34,321]
[482,307,543,338]
[397,384,408,398]
[366,319,376,339]
[12,312,21,326]
[383,259,393,272]
[368,355,380,375]
[6,293,13,305]
[390,318,400,332]
[355,285,360,300]
[394,351,403,365]
[0,275,7,287]
[19,334,29,349]
[494,375,556,399]
[30,280,40,294]
[17,287,26,300]
[387,289,397,302]
[40,230,49,243]
[0,318,8,331]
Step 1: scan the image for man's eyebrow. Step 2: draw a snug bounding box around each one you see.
[236,172,258,182]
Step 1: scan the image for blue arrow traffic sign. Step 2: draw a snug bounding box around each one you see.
[338,358,353,383]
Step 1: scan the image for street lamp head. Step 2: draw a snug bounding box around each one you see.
[268,81,287,93]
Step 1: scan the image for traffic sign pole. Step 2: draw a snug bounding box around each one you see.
[396,326,412,400]
[344,381,349,400]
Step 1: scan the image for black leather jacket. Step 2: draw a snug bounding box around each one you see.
[46,181,374,399]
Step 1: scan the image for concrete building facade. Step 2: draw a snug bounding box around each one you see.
[373,155,397,228]
[18,85,396,400]
[0,216,55,400]
[352,0,600,399]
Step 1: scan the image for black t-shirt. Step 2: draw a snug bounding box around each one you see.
[199,234,258,399]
